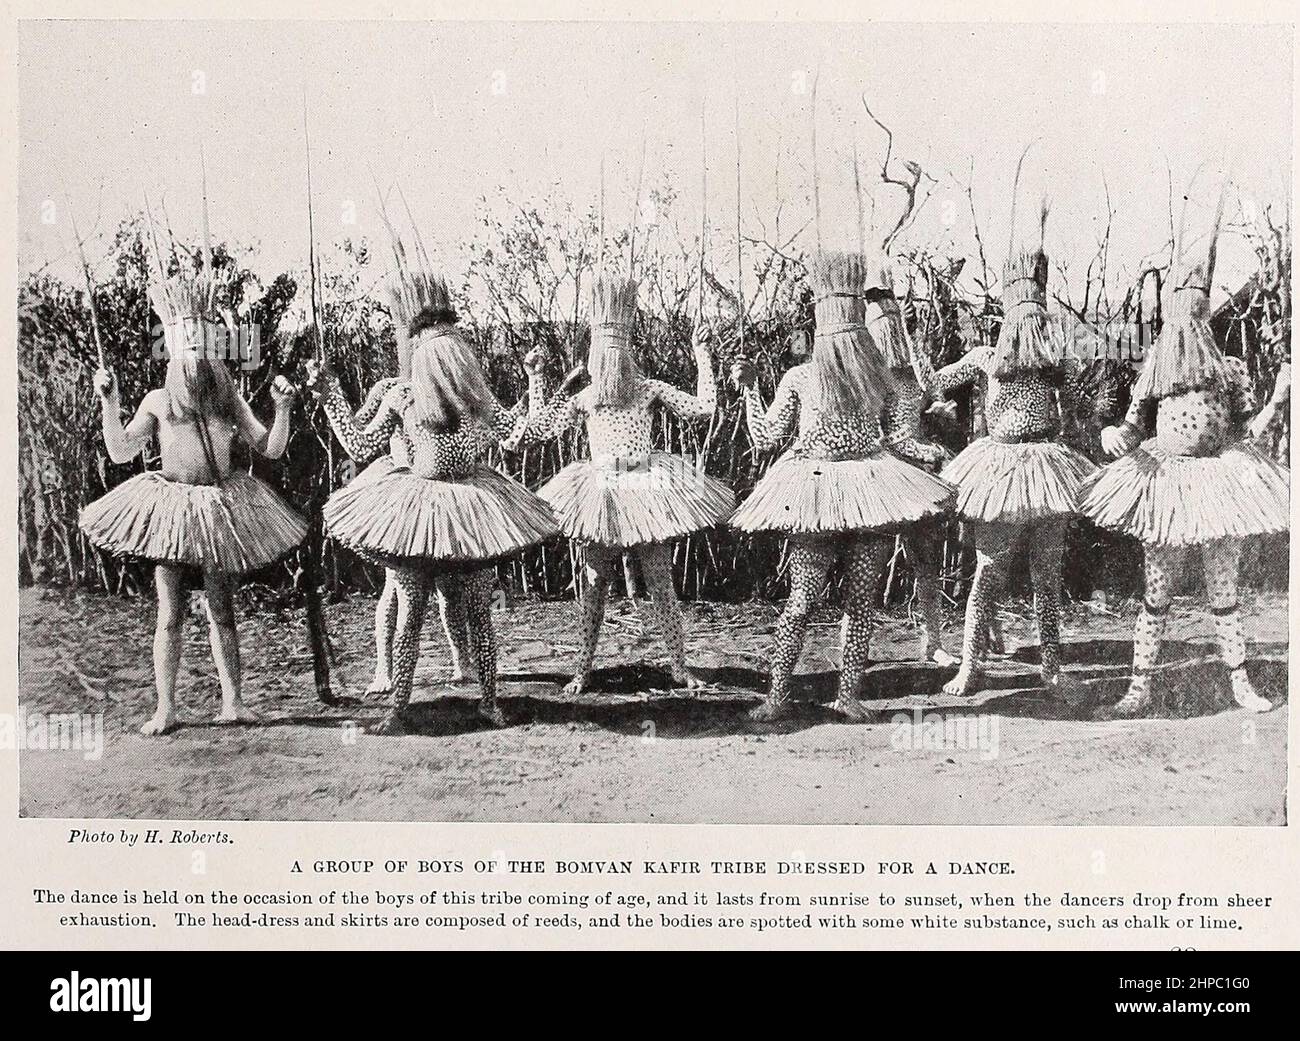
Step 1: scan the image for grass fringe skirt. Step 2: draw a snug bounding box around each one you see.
[942,437,1095,524]
[1078,439,1289,545]
[324,464,559,567]
[730,453,954,535]
[79,471,307,574]
[539,452,735,547]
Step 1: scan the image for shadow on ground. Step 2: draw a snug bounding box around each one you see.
[303,637,1288,739]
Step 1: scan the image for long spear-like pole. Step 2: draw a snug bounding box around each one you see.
[301,93,336,706]
[63,190,106,369]
[199,143,213,269]
[809,68,822,256]
[627,132,647,276]
[735,95,744,358]
[598,153,606,277]
[698,99,707,315]
[853,139,866,258]
[304,99,322,361]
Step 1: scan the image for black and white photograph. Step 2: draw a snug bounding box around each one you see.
[14,15,1291,827]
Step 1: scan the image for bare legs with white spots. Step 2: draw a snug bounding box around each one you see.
[564,541,701,696]
[377,564,502,735]
[943,519,1067,696]
[909,521,956,665]
[369,568,473,693]
[755,535,889,722]
[1115,538,1270,715]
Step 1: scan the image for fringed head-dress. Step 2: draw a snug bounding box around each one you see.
[526,277,735,547]
[937,250,1096,525]
[1077,283,1289,545]
[320,330,559,570]
[730,251,954,535]
[79,271,307,575]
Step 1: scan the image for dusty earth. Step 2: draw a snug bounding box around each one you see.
[17,586,1289,825]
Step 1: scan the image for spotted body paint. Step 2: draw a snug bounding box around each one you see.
[321,363,528,728]
[524,358,715,691]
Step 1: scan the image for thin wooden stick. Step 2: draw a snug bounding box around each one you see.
[303,95,322,362]
[396,183,434,275]
[199,142,213,269]
[627,132,648,276]
[809,68,821,255]
[1007,139,1040,256]
[698,96,707,316]
[598,153,606,277]
[142,191,168,283]
[63,188,105,368]
[300,91,338,706]
[853,138,865,258]
[735,94,744,358]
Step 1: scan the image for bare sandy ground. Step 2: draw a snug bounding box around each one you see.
[17,587,1288,824]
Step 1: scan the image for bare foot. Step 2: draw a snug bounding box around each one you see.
[1230,670,1272,713]
[562,674,589,698]
[140,709,178,736]
[929,647,959,668]
[832,695,873,722]
[214,704,258,725]
[370,709,412,736]
[478,698,507,728]
[942,665,980,697]
[365,673,392,695]
[1111,681,1150,718]
[749,698,794,722]
[672,668,706,692]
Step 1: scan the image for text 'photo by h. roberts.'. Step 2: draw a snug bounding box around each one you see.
[14,14,1292,827]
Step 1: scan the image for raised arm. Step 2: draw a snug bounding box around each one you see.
[491,391,530,450]
[647,324,718,423]
[910,329,939,394]
[309,364,401,466]
[883,391,947,467]
[94,369,156,464]
[356,377,402,425]
[928,345,994,397]
[1249,360,1290,441]
[1222,355,1258,427]
[1099,368,1150,457]
[235,376,297,460]
[736,364,800,454]
[522,357,584,442]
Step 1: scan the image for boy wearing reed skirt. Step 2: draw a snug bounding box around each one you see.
[522,277,734,696]
[862,251,958,665]
[310,273,558,734]
[730,251,954,721]
[929,184,1095,698]
[1078,184,1288,715]
[81,264,306,734]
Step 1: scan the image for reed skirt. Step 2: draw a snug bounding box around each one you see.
[79,471,307,574]
[1077,438,1289,545]
[942,436,1095,525]
[539,452,735,548]
[324,464,559,568]
[730,453,954,535]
